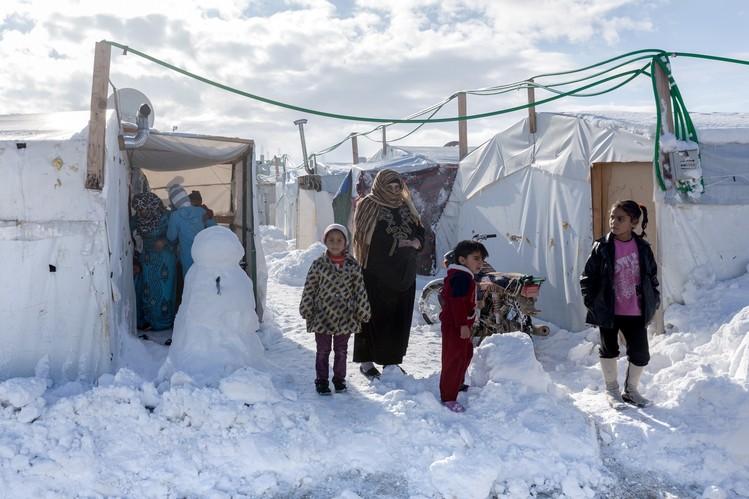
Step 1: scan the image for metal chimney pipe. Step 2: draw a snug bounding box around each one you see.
[294,118,313,174]
[123,103,152,149]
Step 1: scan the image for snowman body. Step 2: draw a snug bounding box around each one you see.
[160,226,263,385]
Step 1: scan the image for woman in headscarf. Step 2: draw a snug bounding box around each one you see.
[352,169,425,378]
[131,192,177,331]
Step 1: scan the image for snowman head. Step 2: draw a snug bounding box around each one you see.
[191,226,244,268]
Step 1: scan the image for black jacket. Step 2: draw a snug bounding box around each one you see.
[580,232,660,328]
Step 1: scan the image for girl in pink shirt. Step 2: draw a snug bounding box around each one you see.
[580,200,660,409]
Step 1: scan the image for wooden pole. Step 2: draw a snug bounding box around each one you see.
[85,41,111,190]
[654,62,674,135]
[652,57,673,336]
[381,126,387,156]
[458,92,468,160]
[527,79,537,134]
[350,133,359,164]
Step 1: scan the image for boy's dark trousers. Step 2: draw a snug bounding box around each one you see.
[599,315,650,367]
[315,333,351,381]
[440,325,473,402]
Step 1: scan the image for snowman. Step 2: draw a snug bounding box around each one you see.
[159,225,265,385]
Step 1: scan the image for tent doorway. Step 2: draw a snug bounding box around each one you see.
[591,162,657,253]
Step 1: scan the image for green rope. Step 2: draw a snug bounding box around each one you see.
[104,40,652,124]
[105,40,749,126]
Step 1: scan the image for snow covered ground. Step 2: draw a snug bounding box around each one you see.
[0,225,746,497]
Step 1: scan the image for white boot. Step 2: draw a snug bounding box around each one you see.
[622,363,651,407]
[600,358,627,410]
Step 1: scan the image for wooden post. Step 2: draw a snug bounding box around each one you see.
[85,41,111,190]
[654,61,674,135]
[652,56,673,336]
[350,133,359,164]
[527,79,537,134]
[458,92,468,160]
[381,126,387,156]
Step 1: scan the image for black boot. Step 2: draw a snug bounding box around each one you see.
[332,378,347,393]
[359,364,381,380]
[315,380,332,396]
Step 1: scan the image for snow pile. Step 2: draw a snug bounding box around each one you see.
[219,367,282,405]
[0,377,47,423]
[470,332,553,392]
[266,241,325,286]
[160,226,265,386]
[259,224,293,255]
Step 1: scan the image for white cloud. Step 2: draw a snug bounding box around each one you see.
[0,0,688,162]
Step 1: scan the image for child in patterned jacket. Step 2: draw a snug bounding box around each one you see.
[300,224,372,395]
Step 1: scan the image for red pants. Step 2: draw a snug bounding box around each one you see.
[440,324,473,402]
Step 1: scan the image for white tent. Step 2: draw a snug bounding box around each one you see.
[275,162,349,248]
[437,112,749,331]
[0,110,265,382]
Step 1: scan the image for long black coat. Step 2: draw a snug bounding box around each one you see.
[580,232,660,328]
[353,205,425,365]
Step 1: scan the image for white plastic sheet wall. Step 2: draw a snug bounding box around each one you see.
[0,113,126,380]
[659,203,749,305]
[295,188,334,250]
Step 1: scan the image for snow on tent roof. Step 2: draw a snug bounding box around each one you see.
[0,111,90,141]
[567,111,749,144]
[363,145,475,170]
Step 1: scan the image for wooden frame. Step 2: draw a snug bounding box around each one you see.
[85,41,111,190]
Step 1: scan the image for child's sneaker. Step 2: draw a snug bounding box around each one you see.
[315,380,332,396]
[332,378,347,393]
[443,400,465,413]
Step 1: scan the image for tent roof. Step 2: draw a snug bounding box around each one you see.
[131,131,253,171]
[367,145,475,166]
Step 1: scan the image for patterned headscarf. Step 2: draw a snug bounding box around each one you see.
[132,192,165,235]
[352,169,421,268]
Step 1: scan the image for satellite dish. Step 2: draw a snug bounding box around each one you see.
[107,88,155,128]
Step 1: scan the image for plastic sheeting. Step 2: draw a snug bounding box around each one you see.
[0,112,127,380]
[437,112,749,331]
[130,132,250,172]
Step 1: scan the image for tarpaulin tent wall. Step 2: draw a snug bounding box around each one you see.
[0,111,129,380]
[336,146,464,275]
[275,166,348,248]
[436,111,749,331]
[257,174,277,226]
[0,110,265,382]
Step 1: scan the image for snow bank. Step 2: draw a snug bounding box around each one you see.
[266,241,325,286]
[259,225,293,255]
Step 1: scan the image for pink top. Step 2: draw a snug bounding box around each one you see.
[613,237,641,316]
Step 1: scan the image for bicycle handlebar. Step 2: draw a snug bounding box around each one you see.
[471,233,497,241]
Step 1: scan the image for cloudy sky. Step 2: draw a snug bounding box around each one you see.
[1,0,748,165]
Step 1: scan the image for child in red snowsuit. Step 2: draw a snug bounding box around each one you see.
[439,240,487,413]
